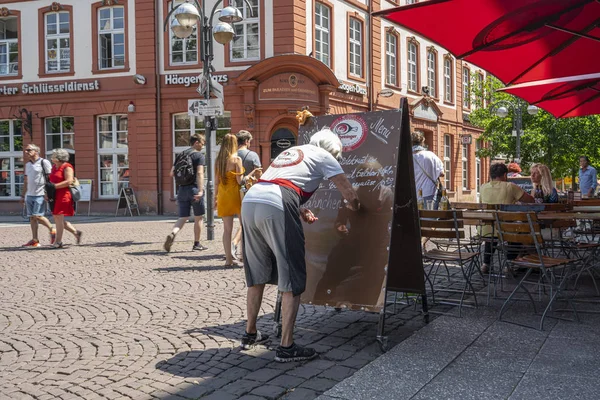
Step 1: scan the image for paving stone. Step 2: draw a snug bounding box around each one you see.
[245,368,285,382]
[201,390,238,400]
[221,379,262,396]
[282,387,319,400]
[299,378,338,392]
[318,366,355,381]
[267,374,306,388]
[249,384,288,399]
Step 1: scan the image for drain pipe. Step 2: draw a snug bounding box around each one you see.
[155,0,163,214]
[368,1,374,112]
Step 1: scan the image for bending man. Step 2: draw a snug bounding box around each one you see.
[240,128,359,362]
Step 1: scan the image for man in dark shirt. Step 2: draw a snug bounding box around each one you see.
[164,134,207,252]
[232,130,262,259]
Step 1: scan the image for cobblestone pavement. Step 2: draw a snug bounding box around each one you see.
[0,217,428,400]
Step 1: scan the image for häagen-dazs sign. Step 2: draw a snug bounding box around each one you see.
[0,80,100,96]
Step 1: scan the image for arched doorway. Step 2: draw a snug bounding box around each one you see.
[270,128,296,161]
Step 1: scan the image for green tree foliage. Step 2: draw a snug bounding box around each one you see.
[469,76,600,180]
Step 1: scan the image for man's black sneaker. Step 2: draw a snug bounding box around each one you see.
[164,233,175,253]
[241,330,269,350]
[274,343,317,363]
[192,243,208,251]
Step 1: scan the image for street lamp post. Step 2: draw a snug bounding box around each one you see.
[164,0,251,240]
[490,99,538,164]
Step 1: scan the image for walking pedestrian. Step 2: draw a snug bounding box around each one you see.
[412,131,444,209]
[49,148,82,249]
[232,130,263,260]
[21,144,55,247]
[240,128,359,362]
[579,156,597,198]
[164,134,207,252]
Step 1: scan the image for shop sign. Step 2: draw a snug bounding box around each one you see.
[276,138,292,149]
[338,82,368,95]
[0,80,100,96]
[461,134,472,145]
[165,74,228,87]
[259,73,319,103]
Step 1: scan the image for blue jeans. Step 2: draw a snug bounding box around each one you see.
[26,195,47,217]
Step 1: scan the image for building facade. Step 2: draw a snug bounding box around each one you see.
[0,0,488,215]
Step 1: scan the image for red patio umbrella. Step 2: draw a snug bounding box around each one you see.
[374,0,600,85]
[498,73,600,118]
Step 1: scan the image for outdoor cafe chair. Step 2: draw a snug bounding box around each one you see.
[419,209,480,317]
[494,211,580,330]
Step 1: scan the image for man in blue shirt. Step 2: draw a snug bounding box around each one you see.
[579,156,597,197]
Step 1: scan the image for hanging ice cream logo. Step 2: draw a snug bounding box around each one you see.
[331,115,368,152]
[271,148,305,168]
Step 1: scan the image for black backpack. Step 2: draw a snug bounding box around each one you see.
[174,148,195,186]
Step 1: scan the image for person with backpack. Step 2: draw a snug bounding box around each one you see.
[21,144,56,247]
[164,133,207,252]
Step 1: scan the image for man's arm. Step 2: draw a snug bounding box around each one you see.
[518,191,535,203]
[21,175,27,202]
[169,166,175,178]
[197,165,204,194]
[330,173,359,211]
[590,168,597,196]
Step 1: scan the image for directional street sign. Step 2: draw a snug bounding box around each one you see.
[188,98,224,117]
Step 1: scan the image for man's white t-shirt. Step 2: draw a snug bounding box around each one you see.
[243,144,344,210]
[413,150,444,197]
[25,158,52,197]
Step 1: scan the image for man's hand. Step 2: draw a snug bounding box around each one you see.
[300,208,318,224]
[194,189,204,202]
[19,196,25,205]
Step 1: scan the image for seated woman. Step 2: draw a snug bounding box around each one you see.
[530,163,559,203]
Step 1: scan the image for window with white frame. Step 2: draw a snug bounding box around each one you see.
[169,0,197,65]
[45,11,70,73]
[408,42,418,92]
[0,119,23,198]
[444,134,451,190]
[385,32,397,86]
[98,6,125,69]
[349,17,362,77]
[314,2,330,67]
[45,117,75,167]
[98,115,128,197]
[0,17,18,76]
[463,67,470,109]
[172,113,230,193]
[444,57,453,103]
[427,50,436,97]
[462,144,469,190]
[231,0,259,61]
[476,140,481,192]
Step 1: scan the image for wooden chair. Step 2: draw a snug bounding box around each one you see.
[419,210,480,317]
[494,211,581,330]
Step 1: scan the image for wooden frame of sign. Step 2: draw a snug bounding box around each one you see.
[270,98,426,350]
[115,187,140,216]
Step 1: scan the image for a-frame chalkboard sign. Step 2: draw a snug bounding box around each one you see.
[115,187,140,216]
[289,98,426,349]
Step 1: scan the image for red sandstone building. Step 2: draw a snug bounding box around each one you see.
[0,0,487,215]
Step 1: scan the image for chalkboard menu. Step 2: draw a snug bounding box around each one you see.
[298,100,425,312]
[115,187,140,216]
[508,176,533,194]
